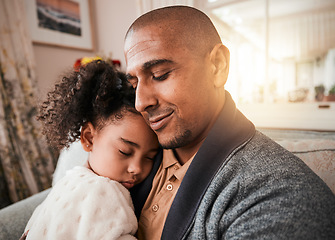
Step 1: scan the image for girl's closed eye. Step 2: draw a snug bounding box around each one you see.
[119,149,132,157]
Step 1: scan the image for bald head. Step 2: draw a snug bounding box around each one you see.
[125,6,222,56]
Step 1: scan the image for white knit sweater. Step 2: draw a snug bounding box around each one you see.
[25,166,137,240]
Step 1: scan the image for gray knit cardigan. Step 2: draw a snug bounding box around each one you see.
[131,92,335,240]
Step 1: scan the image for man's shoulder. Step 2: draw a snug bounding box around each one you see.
[216,130,324,182]
[207,129,334,206]
[228,130,304,171]
[191,130,335,239]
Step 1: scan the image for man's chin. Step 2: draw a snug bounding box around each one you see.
[158,129,192,149]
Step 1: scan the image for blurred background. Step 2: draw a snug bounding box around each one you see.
[26,0,335,130]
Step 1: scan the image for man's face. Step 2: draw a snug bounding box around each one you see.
[124,25,220,149]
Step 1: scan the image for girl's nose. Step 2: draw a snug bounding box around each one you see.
[127,160,142,175]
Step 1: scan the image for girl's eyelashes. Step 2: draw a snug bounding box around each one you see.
[119,150,132,156]
[152,70,171,81]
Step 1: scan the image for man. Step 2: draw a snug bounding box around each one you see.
[125,5,335,240]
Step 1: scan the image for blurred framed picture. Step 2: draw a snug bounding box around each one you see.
[25,0,94,50]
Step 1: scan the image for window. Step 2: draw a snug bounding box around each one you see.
[206,0,335,130]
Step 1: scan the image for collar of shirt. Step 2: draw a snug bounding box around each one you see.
[163,149,194,182]
[137,149,196,240]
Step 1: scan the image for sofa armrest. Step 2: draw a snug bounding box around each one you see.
[0,188,50,240]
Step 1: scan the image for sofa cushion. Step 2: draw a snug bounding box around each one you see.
[275,138,335,194]
[0,189,50,240]
[259,128,335,194]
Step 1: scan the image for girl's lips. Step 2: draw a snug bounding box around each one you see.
[149,111,173,131]
[121,181,135,189]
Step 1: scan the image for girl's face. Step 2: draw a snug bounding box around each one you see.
[82,113,159,189]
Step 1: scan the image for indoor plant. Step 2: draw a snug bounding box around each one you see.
[324,84,335,101]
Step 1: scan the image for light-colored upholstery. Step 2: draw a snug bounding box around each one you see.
[276,138,335,194]
[260,128,335,194]
[0,189,50,240]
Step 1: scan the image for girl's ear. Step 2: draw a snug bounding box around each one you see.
[81,122,95,152]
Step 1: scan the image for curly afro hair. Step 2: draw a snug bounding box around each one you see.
[37,60,136,150]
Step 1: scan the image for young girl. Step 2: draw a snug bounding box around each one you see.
[23,60,159,239]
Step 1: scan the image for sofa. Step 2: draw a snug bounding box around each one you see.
[0,128,334,240]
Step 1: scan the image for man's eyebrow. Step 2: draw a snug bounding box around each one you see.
[126,59,174,80]
[120,137,139,148]
[142,59,173,70]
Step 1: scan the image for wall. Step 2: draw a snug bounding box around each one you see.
[33,0,138,100]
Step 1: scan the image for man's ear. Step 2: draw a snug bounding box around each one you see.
[81,122,95,152]
[210,43,230,88]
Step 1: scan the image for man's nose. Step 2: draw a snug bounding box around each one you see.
[135,80,157,113]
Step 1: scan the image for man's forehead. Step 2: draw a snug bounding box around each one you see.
[125,27,172,64]
[126,25,163,45]
[125,38,159,59]
[124,21,181,52]
[125,41,166,70]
